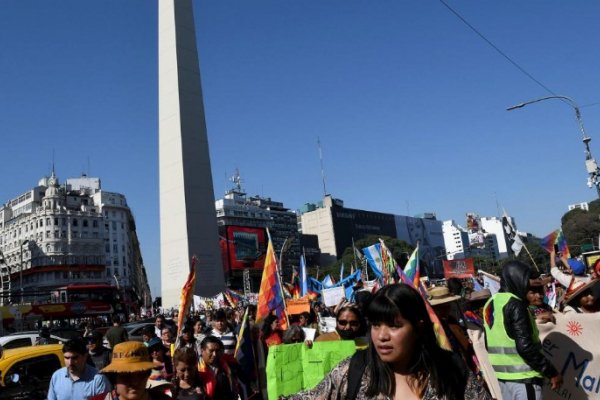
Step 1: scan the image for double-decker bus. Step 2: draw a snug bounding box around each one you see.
[0,284,127,332]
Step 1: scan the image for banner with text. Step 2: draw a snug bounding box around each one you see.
[538,313,600,399]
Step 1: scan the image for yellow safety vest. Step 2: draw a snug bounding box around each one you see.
[483,293,544,381]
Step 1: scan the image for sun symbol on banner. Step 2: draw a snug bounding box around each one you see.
[566,320,583,336]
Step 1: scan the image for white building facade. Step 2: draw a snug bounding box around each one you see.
[0,174,150,306]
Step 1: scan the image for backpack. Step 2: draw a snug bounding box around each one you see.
[345,349,368,400]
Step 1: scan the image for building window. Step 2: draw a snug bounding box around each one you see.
[93,220,98,228]
[83,220,88,227]
[113,244,118,253]
[46,218,51,225]
[112,221,117,230]
[72,219,78,227]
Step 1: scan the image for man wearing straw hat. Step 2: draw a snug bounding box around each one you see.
[91,341,172,400]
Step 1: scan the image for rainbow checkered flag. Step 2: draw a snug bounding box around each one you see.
[256,231,288,330]
[379,239,451,351]
[403,245,420,288]
[541,229,570,258]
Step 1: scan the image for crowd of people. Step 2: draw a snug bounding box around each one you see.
[31,249,600,399]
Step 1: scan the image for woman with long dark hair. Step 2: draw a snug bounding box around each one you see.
[260,314,283,348]
[283,283,490,399]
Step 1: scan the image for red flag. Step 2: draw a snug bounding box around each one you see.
[177,256,197,336]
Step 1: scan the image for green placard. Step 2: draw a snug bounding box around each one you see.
[266,341,357,399]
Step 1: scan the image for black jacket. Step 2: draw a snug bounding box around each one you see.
[498,261,559,383]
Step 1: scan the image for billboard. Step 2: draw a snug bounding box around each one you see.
[220,226,267,272]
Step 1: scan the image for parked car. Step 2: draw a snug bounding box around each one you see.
[102,322,153,348]
[0,332,69,349]
[0,344,64,399]
[125,322,154,342]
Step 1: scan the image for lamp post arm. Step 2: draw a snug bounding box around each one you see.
[507,95,588,140]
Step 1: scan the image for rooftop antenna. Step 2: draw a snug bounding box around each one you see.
[230,168,243,192]
[318,138,327,196]
[52,148,56,176]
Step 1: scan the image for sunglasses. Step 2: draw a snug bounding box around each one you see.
[337,320,360,327]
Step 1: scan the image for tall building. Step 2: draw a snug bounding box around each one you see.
[0,173,150,307]
[214,173,300,290]
[480,216,514,259]
[442,219,499,261]
[299,195,445,274]
[159,0,224,308]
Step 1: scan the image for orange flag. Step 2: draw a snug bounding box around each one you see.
[177,256,197,336]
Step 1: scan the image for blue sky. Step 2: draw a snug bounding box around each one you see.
[2,1,600,296]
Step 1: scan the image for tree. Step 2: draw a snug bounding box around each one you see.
[562,213,600,257]
[516,238,549,272]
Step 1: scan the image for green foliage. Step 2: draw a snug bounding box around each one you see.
[561,199,600,257]
[515,238,548,271]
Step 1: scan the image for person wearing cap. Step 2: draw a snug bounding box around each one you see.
[550,249,590,292]
[483,260,562,399]
[91,341,172,400]
[88,331,112,370]
[146,336,172,381]
[48,337,111,400]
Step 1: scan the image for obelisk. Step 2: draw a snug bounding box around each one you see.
[158,0,225,308]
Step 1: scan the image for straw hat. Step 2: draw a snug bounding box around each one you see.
[427,286,461,306]
[101,341,155,373]
[565,279,600,306]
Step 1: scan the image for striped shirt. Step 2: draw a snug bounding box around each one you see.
[210,328,237,355]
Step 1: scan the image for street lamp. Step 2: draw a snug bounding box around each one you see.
[507,95,600,198]
[19,240,29,304]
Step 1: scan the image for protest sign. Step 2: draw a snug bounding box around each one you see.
[480,271,501,295]
[538,313,600,399]
[318,316,336,334]
[266,341,356,399]
[442,258,475,279]
[287,297,310,315]
[322,286,345,307]
[302,327,316,341]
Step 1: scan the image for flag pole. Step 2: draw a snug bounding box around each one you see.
[269,229,289,327]
[522,243,540,272]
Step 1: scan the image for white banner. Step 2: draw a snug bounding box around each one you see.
[481,272,501,295]
[322,286,346,307]
[538,313,600,399]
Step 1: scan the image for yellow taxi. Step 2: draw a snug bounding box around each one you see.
[0,344,64,400]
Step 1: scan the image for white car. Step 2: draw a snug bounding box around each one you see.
[0,331,67,349]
